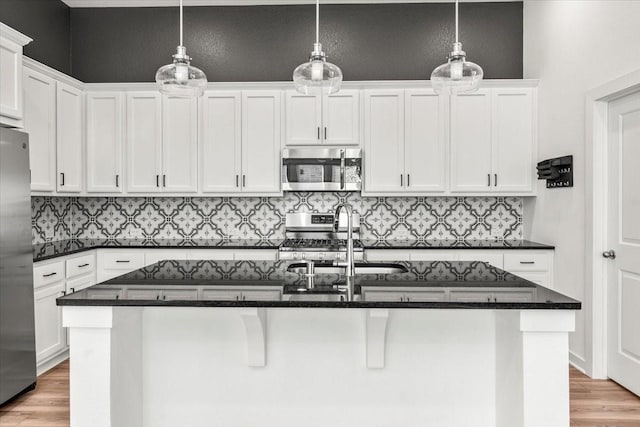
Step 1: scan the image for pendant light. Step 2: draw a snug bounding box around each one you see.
[430,0,483,95]
[155,0,207,98]
[292,0,343,95]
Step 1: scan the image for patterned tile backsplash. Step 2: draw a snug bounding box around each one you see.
[31,194,523,244]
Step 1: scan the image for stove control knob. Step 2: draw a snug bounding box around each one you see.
[300,253,306,260]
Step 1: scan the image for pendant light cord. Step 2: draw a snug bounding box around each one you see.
[315,0,319,44]
[180,0,184,46]
[455,0,459,44]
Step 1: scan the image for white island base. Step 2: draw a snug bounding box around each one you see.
[62,307,575,427]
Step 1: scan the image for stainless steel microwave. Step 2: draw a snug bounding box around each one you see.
[282,148,362,191]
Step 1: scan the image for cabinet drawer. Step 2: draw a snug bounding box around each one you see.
[241,289,281,301]
[34,261,65,288]
[101,252,146,270]
[449,291,494,303]
[504,252,551,272]
[162,289,199,301]
[66,253,96,278]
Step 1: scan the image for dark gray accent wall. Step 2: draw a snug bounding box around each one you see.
[1,0,71,74]
[71,2,522,83]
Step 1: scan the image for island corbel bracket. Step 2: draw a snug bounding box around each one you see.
[239,308,267,367]
[366,309,390,369]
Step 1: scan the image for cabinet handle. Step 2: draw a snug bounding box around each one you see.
[156,175,160,187]
[494,297,498,302]
[43,272,57,277]
[317,127,320,140]
[487,174,491,187]
[400,174,403,186]
[242,175,246,187]
[405,296,410,302]
[78,263,90,268]
[60,291,66,296]
[115,260,130,263]
[116,174,120,188]
[519,261,535,265]
[407,174,410,187]
[487,297,491,302]
[324,127,327,140]
[494,174,498,187]
[163,174,166,187]
[60,172,65,186]
[70,287,76,293]
[236,175,239,187]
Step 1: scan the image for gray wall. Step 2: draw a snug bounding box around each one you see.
[71,2,523,83]
[1,0,71,74]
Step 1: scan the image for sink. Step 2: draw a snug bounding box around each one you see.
[287,262,408,275]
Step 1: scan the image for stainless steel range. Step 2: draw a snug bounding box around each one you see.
[279,212,364,262]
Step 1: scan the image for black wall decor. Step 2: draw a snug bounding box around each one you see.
[537,155,573,189]
[70,2,523,83]
[0,0,71,75]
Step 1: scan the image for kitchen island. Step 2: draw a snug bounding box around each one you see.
[58,260,580,427]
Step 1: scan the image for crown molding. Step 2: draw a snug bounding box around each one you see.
[62,0,518,8]
[23,57,86,90]
[0,22,33,46]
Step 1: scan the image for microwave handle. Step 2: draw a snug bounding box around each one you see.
[340,149,345,190]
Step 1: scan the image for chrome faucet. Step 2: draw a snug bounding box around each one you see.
[334,203,355,278]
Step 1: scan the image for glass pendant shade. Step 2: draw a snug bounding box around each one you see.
[156,46,207,97]
[293,48,343,95]
[431,43,483,95]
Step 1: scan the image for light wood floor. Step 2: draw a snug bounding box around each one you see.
[0,363,638,426]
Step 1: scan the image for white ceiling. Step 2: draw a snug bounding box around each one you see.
[61,0,518,8]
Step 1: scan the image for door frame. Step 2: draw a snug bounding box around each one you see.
[585,69,640,379]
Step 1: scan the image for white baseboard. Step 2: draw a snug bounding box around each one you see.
[569,350,587,374]
[37,350,69,376]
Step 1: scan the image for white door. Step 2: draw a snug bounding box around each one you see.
[363,89,405,193]
[450,89,492,193]
[285,91,321,145]
[323,90,360,146]
[241,91,281,193]
[162,96,198,192]
[23,67,56,192]
[86,92,123,193]
[56,82,83,193]
[404,89,447,193]
[126,92,162,193]
[491,88,535,193]
[607,90,640,396]
[201,91,242,193]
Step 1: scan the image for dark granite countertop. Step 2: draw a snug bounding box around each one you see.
[57,260,580,310]
[33,238,283,262]
[34,238,554,262]
[361,239,554,250]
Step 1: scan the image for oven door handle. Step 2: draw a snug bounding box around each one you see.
[340,149,345,190]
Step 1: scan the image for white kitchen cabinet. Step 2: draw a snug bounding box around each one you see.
[97,249,146,282]
[162,95,198,192]
[201,91,242,193]
[363,89,405,193]
[241,91,281,193]
[33,261,66,366]
[23,67,56,192]
[450,88,536,194]
[285,90,359,146]
[0,23,31,128]
[126,92,162,193]
[56,82,83,193]
[450,89,493,193]
[86,92,123,193]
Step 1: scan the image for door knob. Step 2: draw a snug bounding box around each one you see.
[602,250,616,259]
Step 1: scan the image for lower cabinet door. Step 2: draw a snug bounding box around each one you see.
[449,291,494,303]
[34,280,66,364]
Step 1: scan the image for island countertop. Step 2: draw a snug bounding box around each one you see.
[57,260,580,310]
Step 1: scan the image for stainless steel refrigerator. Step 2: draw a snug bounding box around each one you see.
[0,128,36,405]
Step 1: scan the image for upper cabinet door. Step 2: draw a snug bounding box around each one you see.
[241,91,281,193]
[404,90,447,193]
[363,89,405,193]
[162,96,198,192]
[56,82,83,193]
[126,92,162,193]
[285,91,321,146]
[23,67,56,192]
[323,90,360,146]
[86,92,123,193]
[450,89,492,193]
[0,36,24,125]
[201,91,242,193]
[491,88,535,193]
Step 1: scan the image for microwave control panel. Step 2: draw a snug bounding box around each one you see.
[311,215,334,225]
